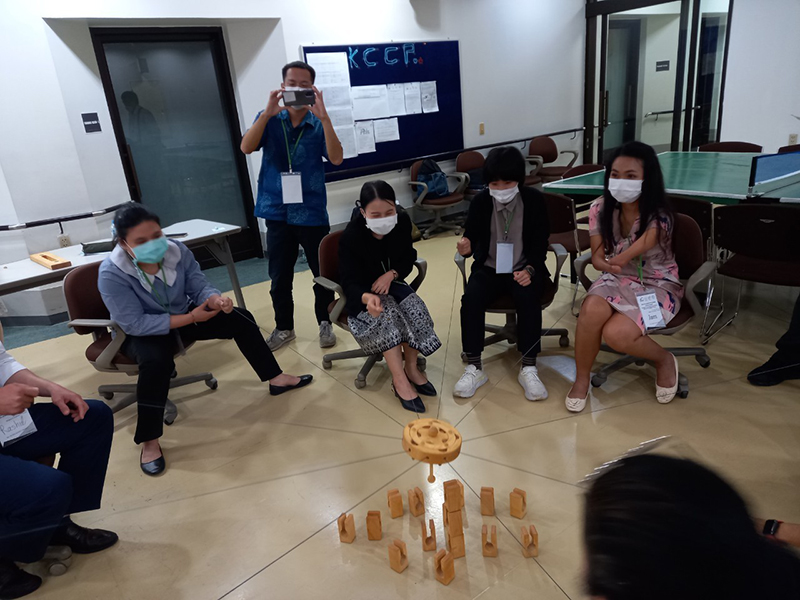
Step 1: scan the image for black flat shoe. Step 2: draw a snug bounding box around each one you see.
[0,558,41,599]
[392,384,426,413]
[412,381,437,397]
[269,374,313,396]
[48,518,119,555]
[140,447,166,477]
[748,354,800,387]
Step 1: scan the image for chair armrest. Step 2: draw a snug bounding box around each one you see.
[447,172,469,195]
[409,259,428,291]
[574,252,594,291]
[560,150,579,168]
[67,318,116,329]
[525,155,543,176]
[453,251,469,291]
[548,243,569,292]
[683,260,717,318]
[314,276,347,323]
[408,181,429,207]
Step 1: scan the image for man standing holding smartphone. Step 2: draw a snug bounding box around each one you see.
[241,61,344,350]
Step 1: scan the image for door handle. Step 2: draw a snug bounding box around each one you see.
[603,91,610,129]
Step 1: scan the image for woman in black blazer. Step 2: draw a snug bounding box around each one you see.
[454,147,551,401]
[339,181,441,413]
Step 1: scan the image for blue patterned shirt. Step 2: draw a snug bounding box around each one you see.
[253,110,329,226]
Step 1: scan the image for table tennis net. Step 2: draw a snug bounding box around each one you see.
[749,151,800,197]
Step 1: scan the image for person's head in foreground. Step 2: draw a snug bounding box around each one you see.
[483,145,527,202]
[359,180,398,236]
[584,454,800,600]
[600,140,671,252]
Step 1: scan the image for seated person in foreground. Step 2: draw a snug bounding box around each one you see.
[338,181,441,413]
[454,146,551,401]
[98,204,312,476]
[584,454,800,599]
[566,141,682,413]
[0,343,117,599]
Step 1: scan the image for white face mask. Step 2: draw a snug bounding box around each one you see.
[489,185,519,204]
[608,178,643,203]
[365,213,398,235]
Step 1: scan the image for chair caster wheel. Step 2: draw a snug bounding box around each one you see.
[677,390,689,399]
[42,546,72,576]
[354,378,366,389]
[48,560,70,576]
[322,359,332,369]
[559,335,569,348]
[635,360,646,366]
[101,392,114,400]
[171,370,178,379]
[164,414,177,426]
[591,375,605,388]
[696,355,711,368]
[206,378,218,390]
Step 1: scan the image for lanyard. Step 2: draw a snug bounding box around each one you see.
[138,264,170,313]
[281,119,304,172]
[637,255,644,285]
[501,207,516,241]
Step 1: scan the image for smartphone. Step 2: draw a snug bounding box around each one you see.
[283,88,315,107]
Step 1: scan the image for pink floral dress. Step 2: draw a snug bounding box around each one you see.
[586,198,683,332]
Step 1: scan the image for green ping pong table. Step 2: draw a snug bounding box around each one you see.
[543,151,800,205]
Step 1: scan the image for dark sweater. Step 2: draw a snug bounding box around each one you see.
[463,186,551,277]
[339,211,417,315]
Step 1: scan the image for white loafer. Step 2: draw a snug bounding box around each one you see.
[656,354,680,404]
[565,388,589,412]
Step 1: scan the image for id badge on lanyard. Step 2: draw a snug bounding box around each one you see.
[634,256,665,332]
[495,206,516,274]
[281,120,304,205]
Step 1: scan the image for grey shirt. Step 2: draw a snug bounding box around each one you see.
[486,193,526,272]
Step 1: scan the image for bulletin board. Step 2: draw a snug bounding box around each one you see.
[302,41,463,180]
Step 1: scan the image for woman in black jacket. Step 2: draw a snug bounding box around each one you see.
[454,146,551,401]
[339,181,441,413]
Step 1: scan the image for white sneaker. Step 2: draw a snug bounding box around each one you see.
[453,365,488,398]
[319,322,336,348]
[519,366,548,401]
[266,329,295,351]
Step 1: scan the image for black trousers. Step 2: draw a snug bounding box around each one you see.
[775,293,800,359]
[265,220,333,331]
[0,401,113,563]
[461,266,545,359]
[122,308,282,444]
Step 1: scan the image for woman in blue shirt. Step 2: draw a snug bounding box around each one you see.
[98,204,312,476]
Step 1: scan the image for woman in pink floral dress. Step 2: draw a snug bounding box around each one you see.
[566,142,683,412]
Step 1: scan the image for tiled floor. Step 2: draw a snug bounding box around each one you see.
[10,233,799,600]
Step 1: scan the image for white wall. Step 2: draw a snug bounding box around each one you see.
[0,0,586,316]
[721,0,800,152]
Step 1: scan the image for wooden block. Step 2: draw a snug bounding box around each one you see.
[510,488,527,519]
[480,487,495,516]
[434,549,455,586]
[421,518,437,552]
[29,252,71,270]
[337,513,355,544]
[445,508,463,538]
[442,503,448,527]
[482,524,498,557]
[387,489,404,519]
[443,480,463,512]
[521,524,539,558]
[388,539,408,573]
[448,533,465,558]
[407,487,424,517]
[366,511,382,541]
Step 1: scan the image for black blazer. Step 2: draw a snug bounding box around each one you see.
[338,211,417,315]
[462,186,550,277]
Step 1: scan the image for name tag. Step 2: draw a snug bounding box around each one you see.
[636,288,666,332]
[281,172,303,204]
[0,409,37,447]
[496,242,514,274]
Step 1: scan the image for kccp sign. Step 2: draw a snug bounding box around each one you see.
[347,43,424,69]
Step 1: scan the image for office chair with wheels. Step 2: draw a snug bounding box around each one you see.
[575,214,715,397]
[527,136,579,184]
[408,160,467,239]
[455,150,485,201]
[544,192,590,315]
[314,230,428,389]
[454,244,571,358]
[63,263,217,425]
[778,144,800,154]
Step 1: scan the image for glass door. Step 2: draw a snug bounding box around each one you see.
[92,28,261,263]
